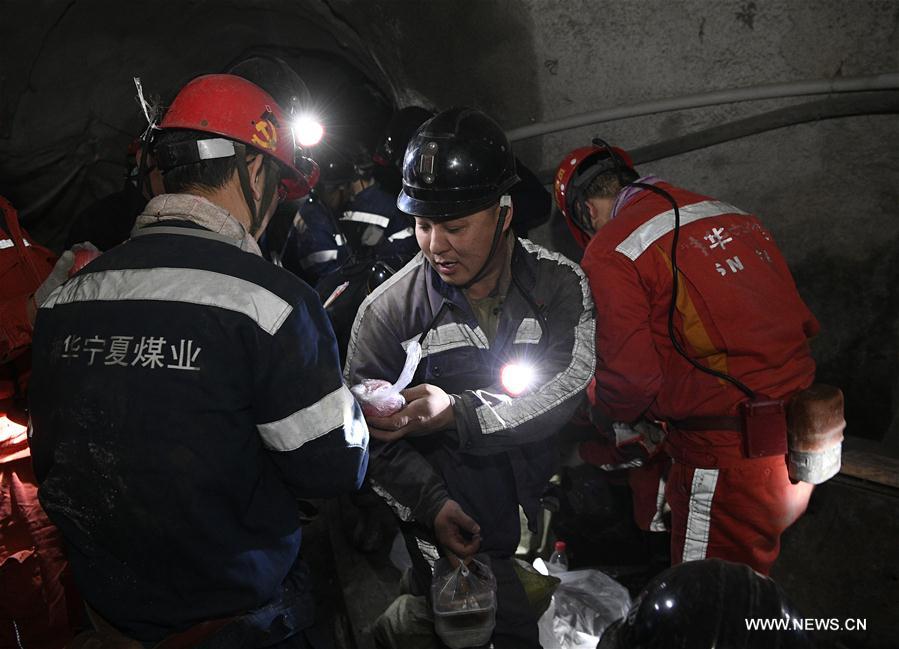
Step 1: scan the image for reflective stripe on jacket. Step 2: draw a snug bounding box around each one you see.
[345,238,595,553]
[581,181,817,431]
[342,185,418,267]
[29,195,368,641]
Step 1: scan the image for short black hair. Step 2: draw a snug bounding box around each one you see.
[584,166,639,200]
[154,129,242,194]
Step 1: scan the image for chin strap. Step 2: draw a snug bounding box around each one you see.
[232,143,281,236]
[255,157,281,234]
[461,194,512,290]
[232,142,258,228]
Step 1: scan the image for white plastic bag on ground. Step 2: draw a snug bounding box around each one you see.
[537,568,631,649]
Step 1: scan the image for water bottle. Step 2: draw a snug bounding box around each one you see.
[547,540,569,574]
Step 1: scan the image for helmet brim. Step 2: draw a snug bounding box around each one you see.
[397,174,520,220]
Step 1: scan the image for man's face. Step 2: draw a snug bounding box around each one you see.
[319,184,350,213]
[415,205,504,286]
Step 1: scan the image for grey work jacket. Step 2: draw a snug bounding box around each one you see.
[345,238,595,555]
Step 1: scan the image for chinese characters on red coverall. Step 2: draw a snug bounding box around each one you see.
[1,196,79,648]
[581,182,818,575]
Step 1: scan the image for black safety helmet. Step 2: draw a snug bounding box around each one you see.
[367,261,395,292]
[374,105,436,169]
[225,55,312,118]
[313,141,376,188]
[350,141,375,182]
[598,559,814,649]
[313,146,357,187]
[398,107,520,221]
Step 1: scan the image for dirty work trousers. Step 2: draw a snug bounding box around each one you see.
[665,432,813,575]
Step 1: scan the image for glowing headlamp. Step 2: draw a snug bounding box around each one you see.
[292,114,324,147]
[500,362,536,396]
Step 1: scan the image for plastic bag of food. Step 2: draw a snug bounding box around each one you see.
[350,341,422,417]
[431,555,497,649]
[537,568,631,649]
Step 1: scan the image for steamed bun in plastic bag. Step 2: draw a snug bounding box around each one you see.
[350,342,422,418]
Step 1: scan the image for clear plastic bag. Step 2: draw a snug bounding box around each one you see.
[537,568,631,649]
[350,341,422,417]
[431,555,497,649]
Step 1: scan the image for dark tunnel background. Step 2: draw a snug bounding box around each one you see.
[1,2,898,647]
[3,0,897,452]
[0,0,899,446]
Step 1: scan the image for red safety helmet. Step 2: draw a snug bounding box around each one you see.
[158,74,318,200]
[554,143,634,249]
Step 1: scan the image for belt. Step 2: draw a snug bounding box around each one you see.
[670,415,742,433]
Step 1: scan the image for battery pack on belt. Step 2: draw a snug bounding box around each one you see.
[740,396,788,458]
[672,395,789,459]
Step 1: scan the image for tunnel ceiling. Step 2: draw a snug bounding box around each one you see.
[1,0,898,445]
[0,0,398,241]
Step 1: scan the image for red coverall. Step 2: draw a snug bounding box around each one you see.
[1,197,79,648]
[580,181,818,574]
